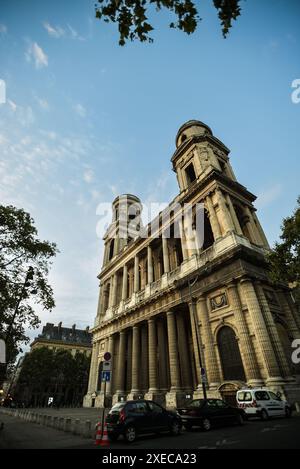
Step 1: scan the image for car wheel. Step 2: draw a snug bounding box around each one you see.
[124,425,137,443]
[261,409,269,421]
[285,407,291,418]
[170,420,181,436]
[108,432,119,442]
[236,413,244,426]
[202,418,212,431]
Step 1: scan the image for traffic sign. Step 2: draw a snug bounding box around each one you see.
[103,361,111,371]
[104,352,111,361]
[102,371,111,382]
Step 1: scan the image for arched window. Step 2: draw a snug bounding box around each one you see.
[103,283,110,311]
[217,326,245,381]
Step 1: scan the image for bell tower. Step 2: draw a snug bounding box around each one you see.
[102,194,142,266]
[172,120,269,250]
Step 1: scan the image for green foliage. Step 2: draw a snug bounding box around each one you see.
[14,347,91,406]
[95,0,241,45]
[268,196,300,284]
[0,205,58,365]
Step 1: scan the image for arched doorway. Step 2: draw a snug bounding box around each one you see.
[217,326,246,381]
[218,382,247,407]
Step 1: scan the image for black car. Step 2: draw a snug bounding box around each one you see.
[177,398,245,431]
[105,400,182,443]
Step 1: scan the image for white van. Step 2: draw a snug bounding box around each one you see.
[236,388,292,420]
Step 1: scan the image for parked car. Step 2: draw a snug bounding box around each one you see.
[105,400,182,443]
[236,388,292,420]
[177,398,245,431]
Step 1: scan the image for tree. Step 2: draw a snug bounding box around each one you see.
[0,205,58,370]
[13,348,91,407]
[268,196,300,286]
[95,0,242,45]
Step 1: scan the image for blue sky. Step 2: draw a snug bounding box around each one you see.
[0,0,299,347]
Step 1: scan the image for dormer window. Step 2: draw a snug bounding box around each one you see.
[185,162,196,186]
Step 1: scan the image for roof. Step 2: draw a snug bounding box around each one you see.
[31,322,92,348]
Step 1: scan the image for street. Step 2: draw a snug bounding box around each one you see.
[1,412,300,449]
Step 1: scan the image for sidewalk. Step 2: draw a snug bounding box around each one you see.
[0,407,109,439]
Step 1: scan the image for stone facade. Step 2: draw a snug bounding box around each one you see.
[31,322,92,357]
[84,120,300,409]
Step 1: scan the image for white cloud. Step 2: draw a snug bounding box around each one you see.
[26,42,48,69]
[67,24,85,41]
[0,24,7,35]
[83,168,94,183]
[73,103,86,118]
[43,21,85,41]
[256,183,283,209]
[35,96,49,110]
[43,21,65,38]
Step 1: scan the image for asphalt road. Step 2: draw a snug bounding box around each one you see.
[1,412,300,449]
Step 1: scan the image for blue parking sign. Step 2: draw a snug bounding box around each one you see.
[102,371,111,382]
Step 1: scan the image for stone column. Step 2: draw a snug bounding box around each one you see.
[166,311,181,390]
[162,236,170,273]
[206,194,221,240]
[240,278,283,384]
[134,255,139,292]
[141,325,148,392]
[112,273,118,306]
[227,282,262,385]
[157,319,168,391]
[176,314,193,390]
[121,264,128,301]
[188,301,202,387]
[148,319,158,390]
[196,297,221,389]
[216,189,235,234]
[129,325,141,398]
[87,342,100,394]
[113,331,126,402]
[252,211,270,248]
[147,245,153,284]
[179,221,189,260]
[255,283,292,379]
[244,206,261,245]
[106,335,115,396]
[225,194,243,236]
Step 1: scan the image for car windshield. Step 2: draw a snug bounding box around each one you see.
[187,399,205,408]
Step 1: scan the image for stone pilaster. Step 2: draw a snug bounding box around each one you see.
[196,297,221,389]
[240,278,283,385]
[106,335,115,396]
[227,282,263,386]
[276,290,300,339]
